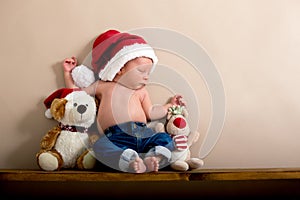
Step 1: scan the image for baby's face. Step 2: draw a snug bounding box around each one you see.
[115,57,153,90]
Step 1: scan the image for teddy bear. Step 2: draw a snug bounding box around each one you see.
[36,88,97,171]
[155,105,204,171]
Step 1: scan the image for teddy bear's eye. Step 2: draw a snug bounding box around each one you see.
[73,103,77,107]
[86,104,88,107]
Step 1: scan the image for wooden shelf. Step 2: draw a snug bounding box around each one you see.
[1,168,300,198]
[0,169,189,182]
[1,168,300,182]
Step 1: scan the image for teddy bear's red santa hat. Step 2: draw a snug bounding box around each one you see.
[43,88,81,118]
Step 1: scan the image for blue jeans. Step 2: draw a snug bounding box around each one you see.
[93,121,174,172]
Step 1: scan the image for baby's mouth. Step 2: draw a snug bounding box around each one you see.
[139,83,146,88]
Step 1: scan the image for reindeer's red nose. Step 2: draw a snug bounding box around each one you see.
[173,117,186,129]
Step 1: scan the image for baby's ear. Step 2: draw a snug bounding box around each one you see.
[113,70,123,81]
[118,69,125,75]
[50,98,67,120]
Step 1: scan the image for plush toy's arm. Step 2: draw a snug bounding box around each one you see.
[173,135,188,151]
[154,122,165,133]
[187,130,200,147]
[40,125,61,150]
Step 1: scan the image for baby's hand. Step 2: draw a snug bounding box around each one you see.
[170,94,186,106]
[63,56,77,72]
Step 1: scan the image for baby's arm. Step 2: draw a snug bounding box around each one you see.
[62,57,100,96]
[142,89,186,121]
[141,90,166,120]
[62,56,78,88]
[142,90,188,150]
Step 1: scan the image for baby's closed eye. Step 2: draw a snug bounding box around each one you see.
[137,69,150,76]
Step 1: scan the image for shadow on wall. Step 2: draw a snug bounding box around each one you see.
[6,38,96,169]
[6,98,57,169]
[53,37,95,89]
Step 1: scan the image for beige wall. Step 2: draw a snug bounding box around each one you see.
[1,0,300,169]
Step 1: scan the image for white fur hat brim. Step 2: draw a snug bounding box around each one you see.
[98,43,158,81]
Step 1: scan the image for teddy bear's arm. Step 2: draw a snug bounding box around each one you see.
[187,131,200,147]
[154,122,165,133]
[40,125,61,150]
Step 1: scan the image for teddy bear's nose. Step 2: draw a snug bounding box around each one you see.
[77,104,87,114]
[173,117,186,129]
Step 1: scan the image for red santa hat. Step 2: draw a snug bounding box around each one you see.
[91,29,158,81]
[43,88,81,118]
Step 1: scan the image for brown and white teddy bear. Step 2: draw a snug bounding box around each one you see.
[155,105,204,171]
[36,88,97,171]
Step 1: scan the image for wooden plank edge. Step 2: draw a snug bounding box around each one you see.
[189,168,300,181]
[0,170,190,182]
[2,168,300,182]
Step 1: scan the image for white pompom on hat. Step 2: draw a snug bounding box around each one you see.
[71,64,95,88]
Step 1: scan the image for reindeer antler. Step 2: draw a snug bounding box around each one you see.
[168,105,184,115]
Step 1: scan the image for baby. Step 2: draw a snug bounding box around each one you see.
[63,30,186,173]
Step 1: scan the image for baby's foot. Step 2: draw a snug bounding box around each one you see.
[144,156,159,172]
[129,157,146,173]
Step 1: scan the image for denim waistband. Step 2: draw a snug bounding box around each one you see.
[104,121,147,135]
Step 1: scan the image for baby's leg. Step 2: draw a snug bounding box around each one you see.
[128,156,146,173]
[144,155,162,172]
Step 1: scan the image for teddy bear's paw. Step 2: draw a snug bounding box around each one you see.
[37,152,62,171]
[186,158,204,169]
[77,150,96,170]
[170,160,189,171]
[154,122,165,133]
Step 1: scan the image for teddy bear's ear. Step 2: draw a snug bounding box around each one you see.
[167,111,172,121]
[50,98,67,121]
